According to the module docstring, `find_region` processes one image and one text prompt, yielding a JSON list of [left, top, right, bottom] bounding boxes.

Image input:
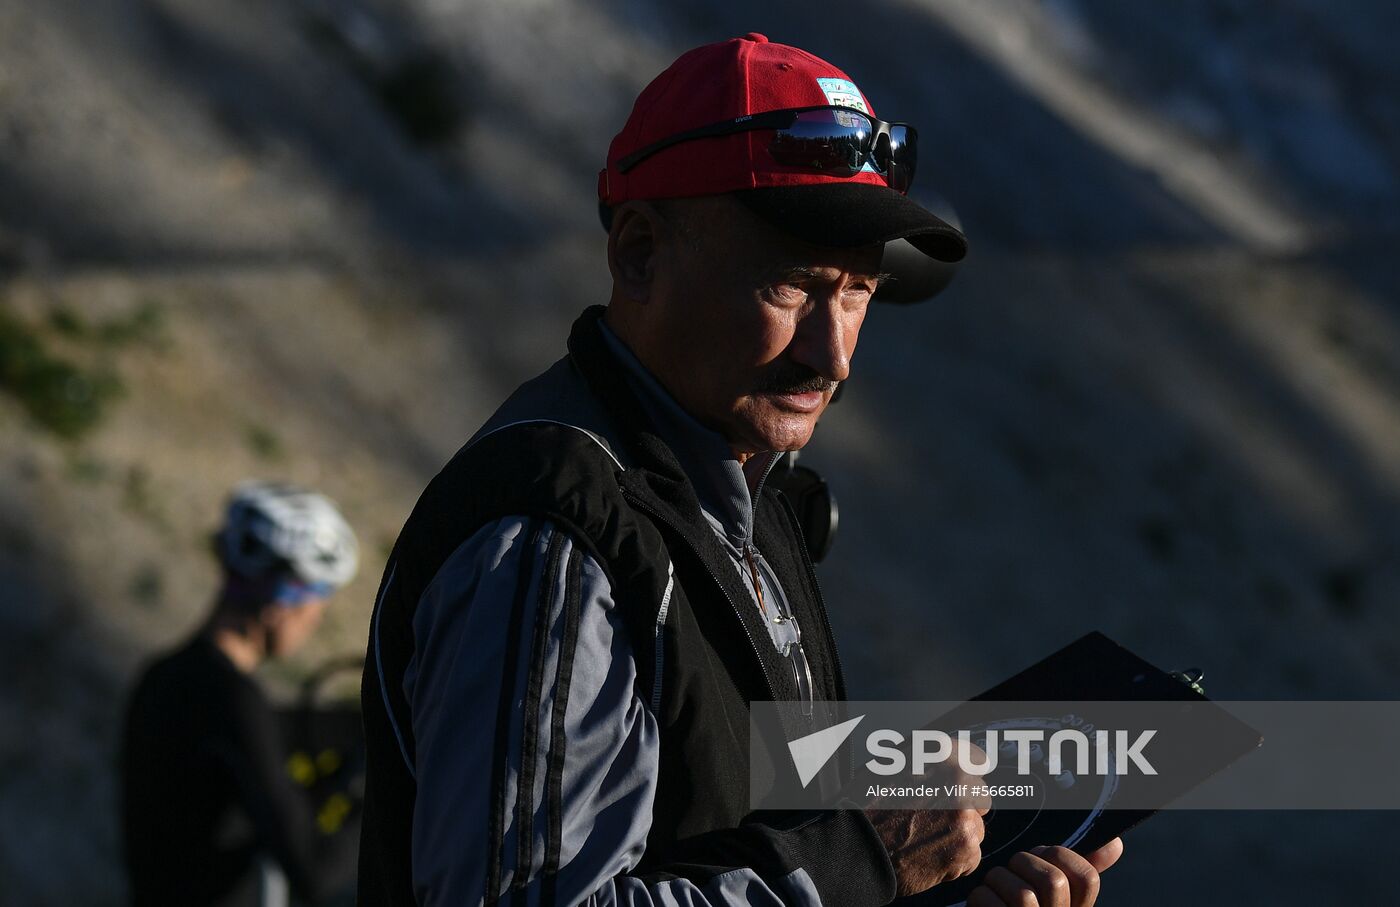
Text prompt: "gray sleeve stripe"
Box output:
[[603, 866, 822, 906], [408, 522, 670, 904], [485, 519, 541, 907], [469, 419, 626, 470], [514, 529, 567, 897], [371, 562, 415, 779], [541, 543, 585, 903], [651, 561, 675, 713]]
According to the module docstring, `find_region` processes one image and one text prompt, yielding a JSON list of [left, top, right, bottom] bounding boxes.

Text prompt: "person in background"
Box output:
[[121, 481, 362, 907]]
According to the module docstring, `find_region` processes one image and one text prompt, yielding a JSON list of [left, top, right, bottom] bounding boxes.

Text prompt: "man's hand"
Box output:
[[862, 739, 992, 897], [863, 805, 988, 897], [966, 838, 1124, 907]]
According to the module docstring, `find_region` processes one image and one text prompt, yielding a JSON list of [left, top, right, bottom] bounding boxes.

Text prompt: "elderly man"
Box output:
[[359, 34, 1121, 907]]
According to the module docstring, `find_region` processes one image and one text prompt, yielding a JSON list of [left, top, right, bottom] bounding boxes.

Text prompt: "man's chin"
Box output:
[[740, 405, 822, 454]]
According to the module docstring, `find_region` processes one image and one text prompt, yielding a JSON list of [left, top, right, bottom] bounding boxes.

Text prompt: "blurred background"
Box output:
[[2, 0, 1398, 903]]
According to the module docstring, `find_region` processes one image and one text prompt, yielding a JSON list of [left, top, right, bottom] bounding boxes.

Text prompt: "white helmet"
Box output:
[[217, 481, 359, 589]]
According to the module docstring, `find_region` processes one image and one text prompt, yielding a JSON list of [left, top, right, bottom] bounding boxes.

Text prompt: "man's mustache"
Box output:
[[754, 363, 837, 396]]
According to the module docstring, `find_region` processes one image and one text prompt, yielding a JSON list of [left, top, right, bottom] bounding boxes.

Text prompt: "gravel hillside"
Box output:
[[2, 1, 1398, 903]]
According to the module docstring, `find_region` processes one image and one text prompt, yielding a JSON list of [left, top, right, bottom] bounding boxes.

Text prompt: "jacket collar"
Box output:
[[567, 307, 687, 478], [566, 304, 785, 545], [567, 305, 808, 703], [593, 318, 777, 547]]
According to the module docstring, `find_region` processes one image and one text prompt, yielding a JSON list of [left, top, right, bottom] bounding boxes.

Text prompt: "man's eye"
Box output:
[[770, 282, 807, 302]]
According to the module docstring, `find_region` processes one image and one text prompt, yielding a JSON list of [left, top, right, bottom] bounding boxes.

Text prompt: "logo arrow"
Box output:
[[788, 715, 865, 788]]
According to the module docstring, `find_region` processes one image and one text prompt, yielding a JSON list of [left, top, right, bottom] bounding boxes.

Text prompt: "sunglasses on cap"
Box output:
[[616, 105, 918, 194]]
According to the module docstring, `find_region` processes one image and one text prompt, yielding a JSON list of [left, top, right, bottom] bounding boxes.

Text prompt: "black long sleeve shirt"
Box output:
[[120, 635, 359, 906]]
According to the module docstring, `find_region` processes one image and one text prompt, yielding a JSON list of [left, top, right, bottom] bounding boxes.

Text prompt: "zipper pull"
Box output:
[[743, 543, 770, 621]]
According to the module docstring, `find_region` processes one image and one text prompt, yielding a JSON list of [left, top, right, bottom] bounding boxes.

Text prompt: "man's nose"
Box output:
[[788, 299, 852, 383]]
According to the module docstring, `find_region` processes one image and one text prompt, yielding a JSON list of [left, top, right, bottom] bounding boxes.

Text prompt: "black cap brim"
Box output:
[[732, 183, 967, 263]]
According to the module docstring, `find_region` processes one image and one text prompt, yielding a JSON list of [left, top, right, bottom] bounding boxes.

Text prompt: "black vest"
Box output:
[[358, 307, 894, 905]]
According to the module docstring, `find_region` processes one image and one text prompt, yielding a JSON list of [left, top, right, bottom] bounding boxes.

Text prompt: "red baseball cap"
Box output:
[[598, 33, 966, 262]]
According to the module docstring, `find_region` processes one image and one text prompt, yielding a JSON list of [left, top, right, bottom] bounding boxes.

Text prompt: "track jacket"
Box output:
[[358, 306, 896, 907]]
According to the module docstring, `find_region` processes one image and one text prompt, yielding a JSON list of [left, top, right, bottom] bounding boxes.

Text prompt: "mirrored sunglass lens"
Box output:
[[766, 109, 873, 176], [873, 132, 892, 173], [888, 125, 916, 192]]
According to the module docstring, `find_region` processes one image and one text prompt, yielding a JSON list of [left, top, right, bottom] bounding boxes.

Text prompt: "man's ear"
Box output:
[[607, 201, 663, 303]]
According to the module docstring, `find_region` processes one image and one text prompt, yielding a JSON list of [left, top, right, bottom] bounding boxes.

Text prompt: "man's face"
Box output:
[[263, 597, 329, 658], [620, 196, 883, 458]]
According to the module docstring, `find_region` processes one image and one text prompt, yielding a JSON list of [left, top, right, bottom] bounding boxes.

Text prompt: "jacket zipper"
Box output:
[[774, 492, 848, 702], [744, 540, 815, 717], [620, 487, 779, 703], [749, 454, 817, 717]]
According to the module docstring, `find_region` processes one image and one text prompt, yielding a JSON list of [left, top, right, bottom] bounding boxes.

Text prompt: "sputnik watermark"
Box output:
[[787, 717, 1156, 784], [787, 718, 1155, 805], [752, 700, 1279, 811], [863, 728, 1157, 779]]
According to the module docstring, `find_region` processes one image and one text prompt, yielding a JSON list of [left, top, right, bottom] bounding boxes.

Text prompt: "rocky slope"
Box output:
[[2, 0, 1398, 902]]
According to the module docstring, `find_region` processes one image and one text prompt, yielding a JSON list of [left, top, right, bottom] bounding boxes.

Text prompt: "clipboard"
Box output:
[[903, 631, 1263, 906]]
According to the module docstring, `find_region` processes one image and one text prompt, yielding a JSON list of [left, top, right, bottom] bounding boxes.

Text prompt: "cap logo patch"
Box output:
[[815, 77, 868, 113]]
